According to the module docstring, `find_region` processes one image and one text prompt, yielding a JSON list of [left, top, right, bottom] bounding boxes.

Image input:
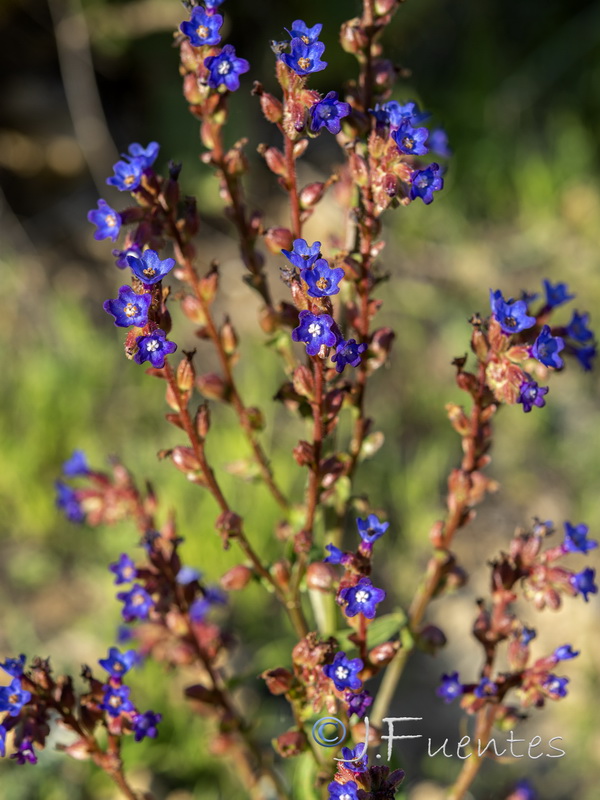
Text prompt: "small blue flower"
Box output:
[[344, 689, 372, 718], [280, 38, 327, 75], [134, 329, 177, 369], [520, 627, 536, 645], [106, 158, 145, 192], [327, 781, 359, 800], [436, 672, 462, 703], [99, 647, 138, 677], [371, 100, 430, 129], [566, 311, 593, 343], [310, 92, 351, 134], [489, 289, 536, 335], [176, 566, 202, 585], [0, 655, 26, 678], [103, 286, 152, 328], [562, 522, 598, 555], [11, 739, 37, 765], [392, 120, 429, 156], [205, 45, 250, 91], [117, 584, 154, 621], [339, 577, 386, 619], [571, 567, 598, 602], [117, 625, 135, 643], [554, 644, 579, 661], [125, 142, 160, 170], [281, 238, 321, 269], [531, 325, 565, 369], [189, 587, 227, 622], [301, 259, 345, 297], [291, 310, 337, 356], [205, 0, 225, 8], [323, 652, 363, 691], [110, 553, 137, 585], [543, 675, 569, 698], [132, 710, 162, 742], [517, 380, 549, 413], [474, 677, 497, 698], [62, 450, 89, 477], [331, 339, 367, 374], [340, 743, 368, 772], [511, 779, 537, 800], [409, 163, 443, 204], [113, 244, 143, 269], [543, 279, 574, 309], [180, 8, 223, 46], [356, 514, 389, 545], [127, 249, 175, 286], [87, 199, 121, 241], [55, 481, 85, 523], [573, 345, 596, 372], [100, 684, 136, 717], [286, 20, 323, 44], [0, 725, 6, 758], [324, 544, 346, 564], [0, 678, 31, 716], [429, 128, 452, 158]]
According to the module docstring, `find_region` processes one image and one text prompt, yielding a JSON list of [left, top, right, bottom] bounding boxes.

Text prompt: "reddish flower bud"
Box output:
[[369, 640, 400, 665], [261, 667, 294, 695], [306, 562, 338, 592], [258, 145, 287, 178], [196, 372, 230, 402], [340, 18, 369, 54], [177, 357, 195, 392], [264, 226, 294, 254], [171, 446, 201, 473], [292, 365, 314, 399], [220, 564, 253, 591], [220, 318, 238, 355], [299, 182, 326, 209], [181, 295, 207, 324], [273, 729, 307, 758], [260, 92, 283, 123], [271, 560, 291, 589], [194, 403, 211, 438]]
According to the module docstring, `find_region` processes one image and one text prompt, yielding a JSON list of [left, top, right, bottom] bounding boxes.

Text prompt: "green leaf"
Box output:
[[335, 611, 407, 651], [293, 752, 320, 800]]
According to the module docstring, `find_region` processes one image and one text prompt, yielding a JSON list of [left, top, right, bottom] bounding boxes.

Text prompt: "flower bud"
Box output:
[[375, 0, 400, 13], [261, 667, 294, 695], [195, 403, 211, 438], [181, 295, 207, 324], [196, 372, 229, 402], [340, 18, 369, 54], [177, 357, 195, 392], [369, 641, 400, 666], [429, 520, 446, 548], [271, 559, 291, 589], [273, 729, 307, 758], [260, 92, 283, 123], [264, 226, 294, 254], [293, 440, 315, 467], [171, 446, 201, 473], [258, 145, 287, 178], [220, 564, 253, 591], [292, 365, 314, 399], [299, 182, 326, 209], [306, 562, 337, 591], [418, 624, 447, 654], [220, 318, 238, 355], [199, 265, 219, 303], [373, 59, 396, 92]]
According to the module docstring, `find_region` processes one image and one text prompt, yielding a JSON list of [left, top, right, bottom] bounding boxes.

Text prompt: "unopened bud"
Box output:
[[177, 357, 195, 392], [220, 564, 253, 591], [264, 226, 294, 255], [244, 406, 265, 431], [306, 562, 337, 591], [195, 403, 211, 438], [373, 59, 396, 92], [181, 295, 207, 324], [292, 365, 314, 399], [299, 182, 326, 209], [260, 92, 283, 123], [271, 560, 291, 589], [429, 520, 446, 548], [369, 641, 400, 666], [220, 318, 238, 355], [171, 446, 201, 473], [261, 668, 294, 695], [375, 0, 400, 14], [196, 373, 229, 402], [340, 18, 369, 54], [418, 624, 447, 654], [199, 265, 219, 303], [273, 730, 307, 758], [258, 145, 287, 178]]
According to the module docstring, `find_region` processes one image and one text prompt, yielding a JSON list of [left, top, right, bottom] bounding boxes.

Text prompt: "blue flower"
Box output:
[[566, 311, 593, 343], [205, 0, 225, 8], [511, 779, 537, 800], [571, 567, 598, 601], [281, 238, 321, 269], [554, 644, 579, 661], [113, 244, 143, 269], [543, 279, 574, 309], [103, 286, 152, 328], [562, 521, 598, 555], [133, 329, 177, 369], [100, 684, 136, 717], [99, 647, 138, 677], [62, 450, 90, 477], [310, 92, 350, 134], [127, 249, 175, 286], [517, 380, 548, 413], [356, 514, 389, 545], [409, 163, 443, 204], [531, 325, 565, 369], [327, 781, 359, 800], [392, 120, 429, 156], [205, 45, 250, 91], [340, 743, 368, 772], [474, 677, 497, 698], [11, 739, 37, 765], [132, 710, 162, 742], [323, 652, 363, 691], [340, 577, 386, 619], [543, 675, 569, 698], [429, 128, 452, 158], [176, 566, 202, 585], [110, 553, 137, 585], [323, 544, 348, 564], [291, 310, 337, 356], [0, 655, 25, 678], [520, 627, 536, 645], [489, 289, 536, 335], [180, 7, 222, 46], [280, 38, 327, 75], [55, 481, 85, 523], [286, 20, 323, 44], [189, 587, 227, 622], [117, 584, 154, 621], [125, 142, 160, 170], [106, 158, 145, 192], [0, 725, 6, 758], [344, 689, 372, 718], [331, 339, 367, 374], [436, 672, 462, 703], [371, 100, 429, 129], [301, 259, 344, 297], [87, 200, 121, 241], [0, 678, 31, 716], [573, 345, 596, 371]]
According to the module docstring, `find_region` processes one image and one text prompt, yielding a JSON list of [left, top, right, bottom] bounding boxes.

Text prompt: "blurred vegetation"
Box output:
[[1, 0, 600, 798]]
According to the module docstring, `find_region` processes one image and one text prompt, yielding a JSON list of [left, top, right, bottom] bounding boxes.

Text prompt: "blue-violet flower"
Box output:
[[280, 38, 327, 75], [531, 325, 565, 369], [127, 249, 175, 286], [205, 45, 250, 91], [409, 163, 443, 204], [291, 310, 337, 356], [517, 380, 548, 413], [339, 577, 386, 619], [301, 259, 344, 297], [323, 652, 363, 691], [392, 120, 429, 156], [103, 286, 152, 328], [87, 199, 121, 241], [281, 238, 321, 269], [134, 330, 177, 369], [310, 92, 351, 134], [180, 7, 222, 46], [331, 339, 367, 373]]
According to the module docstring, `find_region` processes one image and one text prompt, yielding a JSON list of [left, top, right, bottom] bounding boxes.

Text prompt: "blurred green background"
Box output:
[[1, 0, 600, 798]]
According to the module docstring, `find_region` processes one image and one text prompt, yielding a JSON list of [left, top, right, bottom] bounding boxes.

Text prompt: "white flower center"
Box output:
[[355, 589, 370, 603], [146, 340, 160, 352], [307, 322, 322, 336], [124, 303, 139, 318], [218, 60, 231, 75], [335, 666, 349, 680], [197, 25, 209, 38]]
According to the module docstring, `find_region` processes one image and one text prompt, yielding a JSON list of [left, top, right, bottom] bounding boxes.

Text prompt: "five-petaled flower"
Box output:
[[562, 522, 598, 555], [110, 553, 137, 584], [310, 91, 351, 134], [409, 163, 443, 204], [117, 583, 154, 621], [566, 311, 593, 343], [301, 259, 344, 297], [134, 329, 177, 368], [132, 710, 162, 742], [0, 678, 31, 716], [281, 238, 321, 269], [543, 675, 569, 699], [489, 289, 536, 335], [436, 672, 463, 703], [280, 38, 327, 75], [180, 7, 223, 46], [474, 677, 497, 698], [99, 647, 138, 677], [339, 577, 386, 619], [100, 684, 136, 717], [103, 286, 152, 328], [327, 780, 359, 800], [340, 743, 368, 772], [331, 339, 367, 373], [124, 142, 160, 169], [323, 652, 363, 691], [0, 655, 26, 678], [392, 119, 429, 156], [127, 249, 175, 286], [542, 279, 574, 309], [286, 20, 323, 44], [554, 644, 579, 661], [205, 45, 250, 91], [345, 689, 372, 718], [291, 310, 337, 356], [106, 158, 144, 192], [356, 514, 389, 545], [517, 380, 548, 413], [531, 325, 565, 369], [571, 567, 598, 602], [574, 345, 596, 371], [87, 199, 121, 241], [371, 100, 430, 129], [55, 481, 85, 523]]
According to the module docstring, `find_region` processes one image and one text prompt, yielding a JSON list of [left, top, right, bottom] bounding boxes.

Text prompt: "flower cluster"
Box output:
[[279, 20, 327, 76]]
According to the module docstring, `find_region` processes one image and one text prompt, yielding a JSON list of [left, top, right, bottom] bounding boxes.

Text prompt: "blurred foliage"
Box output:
[[1, 0, 600, 798]]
